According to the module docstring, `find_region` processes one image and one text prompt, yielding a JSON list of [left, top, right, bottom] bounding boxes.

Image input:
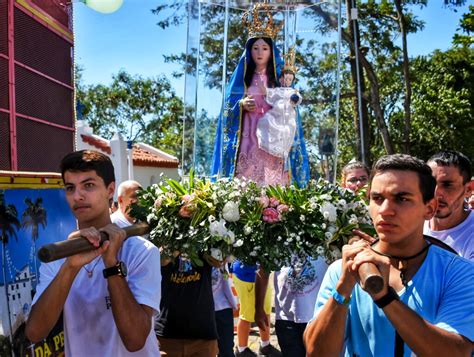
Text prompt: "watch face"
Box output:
[[119, 261, 128, 277]]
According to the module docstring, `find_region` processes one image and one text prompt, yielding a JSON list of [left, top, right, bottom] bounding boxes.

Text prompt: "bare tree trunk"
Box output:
[[345, 0, 371, 164], [312, 5, 395, 155], [394, 0, 412, 154]]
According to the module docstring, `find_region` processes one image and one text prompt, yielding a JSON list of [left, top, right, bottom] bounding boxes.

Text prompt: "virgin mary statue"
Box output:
[[211, 4, 309, 187]]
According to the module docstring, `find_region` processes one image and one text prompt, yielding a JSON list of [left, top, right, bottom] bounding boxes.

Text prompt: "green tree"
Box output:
[[21, 197, 47, 284], [408, 46, 474, 159], [76, 70, 185, 157], [0, 191, 20, 342]]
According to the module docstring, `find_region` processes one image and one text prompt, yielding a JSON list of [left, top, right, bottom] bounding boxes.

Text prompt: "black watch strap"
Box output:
[[374, 286, 399, 308], [102, 261, 127, 279]]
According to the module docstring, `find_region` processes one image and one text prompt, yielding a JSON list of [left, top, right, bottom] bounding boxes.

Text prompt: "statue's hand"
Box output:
[[242, 95, 256, 112]]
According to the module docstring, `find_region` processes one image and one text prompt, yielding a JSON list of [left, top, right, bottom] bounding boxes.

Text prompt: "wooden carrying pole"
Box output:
[[38, 222, 151, 263], [358, 262, 384, 294]]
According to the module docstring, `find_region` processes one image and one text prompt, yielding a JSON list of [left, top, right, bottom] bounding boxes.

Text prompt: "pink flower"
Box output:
[[154, 198, 162, 208], [181, 194, 194, 204], [277, 204, 289, 214], [259, 195, 270, 208], [179, 204, 194, 218], [262, 207, 280, 223], [269, 197, 280, 207]]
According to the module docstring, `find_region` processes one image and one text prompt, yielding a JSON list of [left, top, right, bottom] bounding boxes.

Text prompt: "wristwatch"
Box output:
[[374, 286, 399, 308], [103, 261, 128, 279]]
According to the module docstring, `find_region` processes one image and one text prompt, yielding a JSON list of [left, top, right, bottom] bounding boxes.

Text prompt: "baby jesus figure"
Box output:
[[256, 70, 302, 159]]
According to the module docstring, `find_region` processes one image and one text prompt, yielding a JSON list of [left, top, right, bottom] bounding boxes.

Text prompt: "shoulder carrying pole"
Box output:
[[38, 222, 151, 263]]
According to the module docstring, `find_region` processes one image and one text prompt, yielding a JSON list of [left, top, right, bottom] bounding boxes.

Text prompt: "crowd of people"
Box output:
[[21, 6, 474, 356], [22, 148, 473, 357]]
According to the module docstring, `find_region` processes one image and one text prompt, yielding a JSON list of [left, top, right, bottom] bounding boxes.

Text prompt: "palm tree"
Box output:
[[0, 191, 20, 341], [21, 198, 47, 285]]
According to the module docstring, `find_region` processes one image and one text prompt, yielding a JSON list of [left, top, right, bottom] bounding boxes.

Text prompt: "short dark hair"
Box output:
[[371, 154, 436, 203], [60, 150, 115, 187], [427, 150, 472, 184]]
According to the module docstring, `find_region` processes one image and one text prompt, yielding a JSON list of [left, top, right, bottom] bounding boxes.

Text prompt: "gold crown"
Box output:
[[282, 47, 298, 74], [242, 3, 282, 40]]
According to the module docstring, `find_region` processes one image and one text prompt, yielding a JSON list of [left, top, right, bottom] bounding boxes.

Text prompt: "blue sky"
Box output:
[[74, 0, 470, 92]]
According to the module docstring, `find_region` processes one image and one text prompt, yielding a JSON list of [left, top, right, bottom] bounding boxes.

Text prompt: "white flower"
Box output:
[[316, 246, 325, 255], [320, 202, 337, 223], [325, 232, 333, 239], [244, 226, 252, 235], [349, 217, 358, 225], [210, 248, 223, 261], [208, 215, 216, 223], [300, 215, 306, 222], [222, 201, 240, 222], [249, 251, 258, 257], [233, 239, 244, 247], [209, 219, 229, 237], [321, 223, 327, 229], [328, 225, 337, 234]]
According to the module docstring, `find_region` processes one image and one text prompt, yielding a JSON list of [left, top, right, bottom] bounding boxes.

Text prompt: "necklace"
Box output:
[[83, 257, 102, 278], [370, 242, 431, 286]]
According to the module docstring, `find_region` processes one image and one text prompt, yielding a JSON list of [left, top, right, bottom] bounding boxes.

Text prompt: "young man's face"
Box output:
[[428, 163, 469, 220], [369, 170, 436, 245], [64, 170, 114, 226]]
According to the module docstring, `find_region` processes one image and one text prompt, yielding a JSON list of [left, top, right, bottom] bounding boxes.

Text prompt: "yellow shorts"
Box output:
[[232, 275, 272, 322]]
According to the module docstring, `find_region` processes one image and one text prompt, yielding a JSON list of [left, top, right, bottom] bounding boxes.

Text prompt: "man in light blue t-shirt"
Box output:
[[304, 154, 474, 356]]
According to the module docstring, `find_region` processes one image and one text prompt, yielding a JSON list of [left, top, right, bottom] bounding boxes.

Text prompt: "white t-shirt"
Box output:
[[424, 210, 474, 261], [274, 254, 328, 323], [33, 236, 161, 356], [111, 210, 132, 228]]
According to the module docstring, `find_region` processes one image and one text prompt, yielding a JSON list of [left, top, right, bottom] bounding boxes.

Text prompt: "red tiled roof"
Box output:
[[133, 145, 179, 168], [80, 134, 111, 154], [79, 134, 179, 168]]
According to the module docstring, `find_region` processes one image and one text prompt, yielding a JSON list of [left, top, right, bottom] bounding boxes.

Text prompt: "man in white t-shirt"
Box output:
[[424, 151, 473, 260], [111, 180, 142, 228], [25, 150, 161, 356]]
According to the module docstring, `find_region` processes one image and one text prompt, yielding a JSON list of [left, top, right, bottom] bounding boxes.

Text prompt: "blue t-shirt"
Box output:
[[232, 260, 258, 283], [313, 245, 474, 357]]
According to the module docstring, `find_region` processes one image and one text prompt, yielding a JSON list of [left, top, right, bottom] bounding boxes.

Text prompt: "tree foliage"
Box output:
[[76, 69, 186, 158]]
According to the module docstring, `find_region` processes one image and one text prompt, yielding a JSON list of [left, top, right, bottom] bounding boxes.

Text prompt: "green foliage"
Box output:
[[76, 69, 186, 159], [453, 5, 474, 47], [409, 46, 474, 159]]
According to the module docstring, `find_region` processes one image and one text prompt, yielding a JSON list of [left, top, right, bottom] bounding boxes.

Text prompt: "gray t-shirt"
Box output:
[[273, 254, 328, 323]]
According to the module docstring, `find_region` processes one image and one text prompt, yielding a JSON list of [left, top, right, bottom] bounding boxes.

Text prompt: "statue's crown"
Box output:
[[242, 3, 282, 40], [282, 47, 298, 74]]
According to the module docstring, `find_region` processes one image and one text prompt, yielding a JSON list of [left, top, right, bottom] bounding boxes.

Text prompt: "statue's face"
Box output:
[[280, 72, 294, 87], [251, 39, 271, 69]]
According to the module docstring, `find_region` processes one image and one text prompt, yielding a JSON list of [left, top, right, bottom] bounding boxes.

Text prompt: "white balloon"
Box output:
[[83, 0, 124, 14]]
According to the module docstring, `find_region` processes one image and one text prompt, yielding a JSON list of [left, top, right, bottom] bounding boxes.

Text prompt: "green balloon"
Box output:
[[83, 0, 124, 14]]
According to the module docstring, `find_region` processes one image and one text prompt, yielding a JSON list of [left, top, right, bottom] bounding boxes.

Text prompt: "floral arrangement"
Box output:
[[131, 173, 373, 271]]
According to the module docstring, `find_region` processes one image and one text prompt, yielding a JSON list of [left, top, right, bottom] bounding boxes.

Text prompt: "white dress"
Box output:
[[256, 87, 302, 159]]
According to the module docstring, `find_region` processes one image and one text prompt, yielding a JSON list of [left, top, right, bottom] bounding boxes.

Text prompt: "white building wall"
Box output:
[[134, 166, 179, 188]]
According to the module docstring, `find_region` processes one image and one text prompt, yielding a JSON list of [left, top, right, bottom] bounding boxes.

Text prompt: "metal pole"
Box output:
[[191, 1, 202, 174], [333, 0, 342, 184], [218, 0, 230, 179], [351, 0, 366, 164]]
